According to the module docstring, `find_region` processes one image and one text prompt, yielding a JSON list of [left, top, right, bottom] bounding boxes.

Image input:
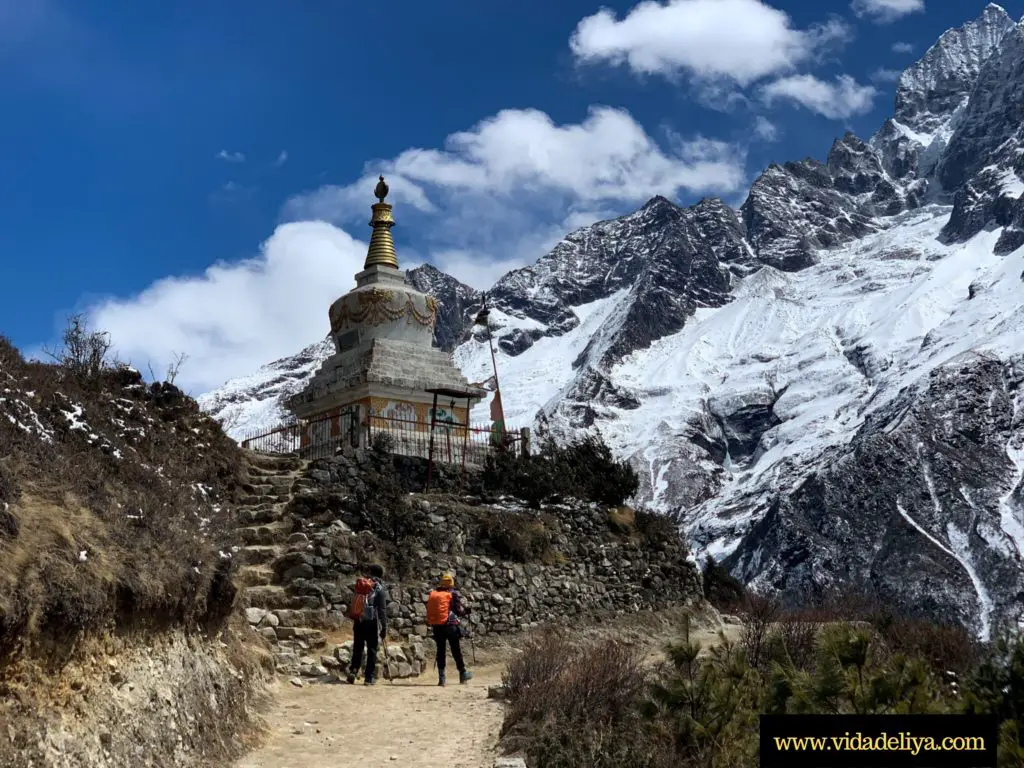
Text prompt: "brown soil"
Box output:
[[235, 664, 506, 768], [234, 607, 739, 768]]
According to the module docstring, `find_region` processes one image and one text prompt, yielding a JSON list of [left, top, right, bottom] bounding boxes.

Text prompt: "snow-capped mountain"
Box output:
[[201, 5, 1024, 634]]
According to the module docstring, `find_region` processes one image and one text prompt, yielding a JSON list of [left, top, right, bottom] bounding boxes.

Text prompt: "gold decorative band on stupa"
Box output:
[[364, 175, 399, 270]]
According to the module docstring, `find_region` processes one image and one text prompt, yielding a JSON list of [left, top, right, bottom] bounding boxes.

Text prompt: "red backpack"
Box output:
[[346, 577, 377, 621]]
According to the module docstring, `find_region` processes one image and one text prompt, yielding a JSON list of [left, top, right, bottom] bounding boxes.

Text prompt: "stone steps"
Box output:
[[236, 523, 293, 546], [237, 493, 290, 506], [237, 544, 284, 565], [237, 506, 283, 525], [237, 565, 276, 587], [245, 585, 324, 611], [243, 452, 304, 472]]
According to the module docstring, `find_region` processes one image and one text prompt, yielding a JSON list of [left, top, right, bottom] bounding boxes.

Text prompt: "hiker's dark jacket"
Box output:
[[446, 589, 467, 626], [361, 579, 388, 636]]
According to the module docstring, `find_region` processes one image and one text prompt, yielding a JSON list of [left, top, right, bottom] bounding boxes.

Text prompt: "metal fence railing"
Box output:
[[240, 408, 359, 461], [364, 414, 524, 466], [240, 407, 526, 469]]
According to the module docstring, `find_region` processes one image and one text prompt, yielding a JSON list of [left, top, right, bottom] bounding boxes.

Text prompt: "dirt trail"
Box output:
[[236, 664, 506, 768]]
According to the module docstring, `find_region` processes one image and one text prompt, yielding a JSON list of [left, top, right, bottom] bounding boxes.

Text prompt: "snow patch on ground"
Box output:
[[946, 521, 994, 641], [1000, 440, 1024, 560]]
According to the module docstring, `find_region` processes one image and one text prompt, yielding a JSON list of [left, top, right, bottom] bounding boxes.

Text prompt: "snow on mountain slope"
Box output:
[[455, 292, 631, 427], [198, 4, 1024, 632], [196, 336, 334, 438]]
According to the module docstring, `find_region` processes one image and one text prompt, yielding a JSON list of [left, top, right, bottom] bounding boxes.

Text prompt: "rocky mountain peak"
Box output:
[[894, 3, 1014, 137], [405, 263, 481, 351]]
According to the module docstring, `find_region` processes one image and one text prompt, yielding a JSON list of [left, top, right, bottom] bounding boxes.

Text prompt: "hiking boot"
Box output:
[[364, 677, 376, 686], [345, 671, 357, 684], [438, 671, 446, 686], [459, 670, 474, 684]]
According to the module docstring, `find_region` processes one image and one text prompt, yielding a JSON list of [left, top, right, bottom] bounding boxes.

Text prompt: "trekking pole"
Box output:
[[467, 614, 477, 666], [381, 631, 394, 684]]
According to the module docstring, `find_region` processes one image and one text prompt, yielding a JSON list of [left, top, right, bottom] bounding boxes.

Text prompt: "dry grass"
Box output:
[[0, 335, 246, 665], [606, 505, 636, 534]]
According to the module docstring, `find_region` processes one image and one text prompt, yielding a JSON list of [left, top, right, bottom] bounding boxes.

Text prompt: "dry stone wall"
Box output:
[[277, 452, 702, 643]]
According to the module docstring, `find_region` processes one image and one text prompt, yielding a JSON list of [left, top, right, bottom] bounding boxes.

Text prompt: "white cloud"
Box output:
[[88, 222, 366, 393], [288, 107, 745, 217], [569, 0, 850, 86], [761, 74, 877, 119], [870, 67, 903, 83], [753, 116, 779, 141], [274, 150, 289, 168], [852, 0, 924, 23], [87, 105, 746, 394], [891, 41, 914, 53], [216, 150, 245, 163]]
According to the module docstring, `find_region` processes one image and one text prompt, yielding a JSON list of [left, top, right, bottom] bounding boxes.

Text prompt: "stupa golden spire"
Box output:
[[364, 175, 399, 270]]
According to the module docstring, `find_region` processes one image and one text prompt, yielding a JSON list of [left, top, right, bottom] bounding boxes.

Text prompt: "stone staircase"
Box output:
[[233, 451, 428, 682], [233, 452, 339, 678]]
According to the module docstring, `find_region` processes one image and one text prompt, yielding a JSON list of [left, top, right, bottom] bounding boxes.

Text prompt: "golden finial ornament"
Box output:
[[364, 174, 399, 270]]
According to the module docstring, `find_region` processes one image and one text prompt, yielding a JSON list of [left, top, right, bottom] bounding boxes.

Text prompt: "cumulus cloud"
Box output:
[[760, 74, 877, 119], [88, 222, 366, 393], [891, 41, 914, 53], [288, 108, 744, 217], [274, 150, 289, 168], [570, 0, 850, 86], [216, 149, 245, 163], [851, 0, 924, 23]]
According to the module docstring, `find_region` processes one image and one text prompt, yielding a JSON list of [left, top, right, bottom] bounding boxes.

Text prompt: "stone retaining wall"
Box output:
[[277, 452, 702, 642]]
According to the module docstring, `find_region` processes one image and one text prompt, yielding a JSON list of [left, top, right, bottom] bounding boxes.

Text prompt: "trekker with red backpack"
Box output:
[[345, 564, 388, 685], [426, 573, 473, 686]]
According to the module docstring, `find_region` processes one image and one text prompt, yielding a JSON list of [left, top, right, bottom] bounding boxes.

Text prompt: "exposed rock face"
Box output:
[[725, 354, 1024, 637], [203, 5, 1024, 635], [405, 263, 481, 351], [2, 633, 266, 768], [938, 16, 1024, 242], [895, 4, 1015, 138]]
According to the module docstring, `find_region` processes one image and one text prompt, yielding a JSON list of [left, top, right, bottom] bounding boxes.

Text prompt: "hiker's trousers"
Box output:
[[350, 619, 380, 680], [431, 624, 466, 673]]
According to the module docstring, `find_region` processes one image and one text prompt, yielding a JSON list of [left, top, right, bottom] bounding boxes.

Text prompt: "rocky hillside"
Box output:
[[200, 5, 1024, 637], [0, 334, 265, 767]]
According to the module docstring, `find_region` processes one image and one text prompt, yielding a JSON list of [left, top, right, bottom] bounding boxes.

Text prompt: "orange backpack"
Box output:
[[346, 577, 377, 621], [426, 589, 453, 626]]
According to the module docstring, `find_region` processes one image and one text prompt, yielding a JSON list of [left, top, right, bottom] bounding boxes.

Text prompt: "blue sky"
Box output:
[[2, 0, 1020, 392]]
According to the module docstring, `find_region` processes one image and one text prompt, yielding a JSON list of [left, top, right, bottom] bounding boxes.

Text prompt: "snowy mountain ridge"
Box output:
[[200, 5, 1024, 635]]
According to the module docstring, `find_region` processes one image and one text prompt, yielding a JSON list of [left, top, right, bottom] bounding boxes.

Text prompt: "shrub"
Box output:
[[501, 630, 660, 768], [560, 434, 639, 506], [962, 634, 1024, 765], [500, 613, 1022, 768], [644, 634, 761, 768], [482, 432, 639, 508], [474, 510, 554, 563], [701, 555, 746, 610]]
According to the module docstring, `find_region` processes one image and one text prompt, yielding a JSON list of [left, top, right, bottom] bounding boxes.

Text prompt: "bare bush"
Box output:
[[739, 591, 781, 671], [501, 630, 658, 768], [43, 314, 111, 380], [165, 351, 188, 386]]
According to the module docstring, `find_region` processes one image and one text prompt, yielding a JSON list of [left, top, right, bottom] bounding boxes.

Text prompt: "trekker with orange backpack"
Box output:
[[345, 564, 388, 685], [426, 573, 473, 686]]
